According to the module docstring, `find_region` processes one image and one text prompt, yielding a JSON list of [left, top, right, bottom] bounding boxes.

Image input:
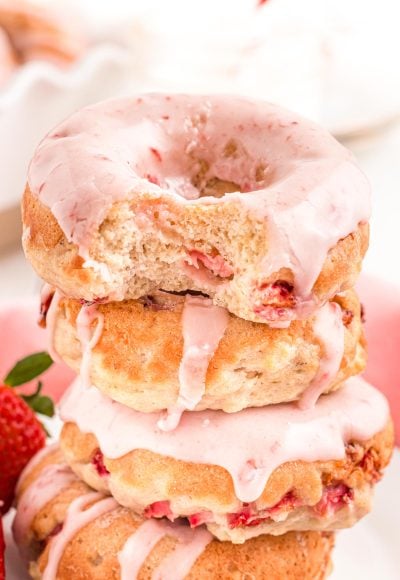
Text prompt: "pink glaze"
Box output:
[[13, 463, 78, 559], [118, 519, 170, 580], [118, 518, 211, 580], [60, 375, 389, 504], [42, 286, 63, 364], [158, 295, 229, 431], [299, 301, 344, 409], [76, 303, 104, 388], [15, 443, 59, 496], [152, 525, 211, 580], [42, 492, 117, 580], [28, 94, 370, 310]]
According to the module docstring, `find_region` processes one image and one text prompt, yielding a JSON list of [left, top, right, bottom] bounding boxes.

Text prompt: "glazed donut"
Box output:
[[49, 289, 365, 417], [59, 376, 393, 543], [22, 94, 370, 324], [0, 0, 85, 68], [13, 447, 334, 580]]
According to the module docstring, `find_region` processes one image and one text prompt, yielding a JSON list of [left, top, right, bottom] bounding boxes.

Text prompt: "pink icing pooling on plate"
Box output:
[[13, 463, 78, 560], [42, 492, 117, 580], [60, 376, 389, 504], [118, 518, 211, 580], [28, 94, 370, 303], [76, 303, 104, 388], [298, 301, 345, 409], [158, 295, 229, 431]]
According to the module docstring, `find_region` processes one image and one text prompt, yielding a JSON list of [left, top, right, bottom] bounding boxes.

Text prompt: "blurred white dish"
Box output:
[[0, 2, 145, 248], [78, 0, 400, 137], [3, 418, 400, 579], [0, 42, 130, 218]]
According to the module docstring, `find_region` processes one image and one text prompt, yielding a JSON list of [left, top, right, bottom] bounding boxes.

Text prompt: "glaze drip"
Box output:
[[158, 295, 229, 431], [15, 443, 59, 496], [12, 463, 78, 560], [299, 301, 345, 409], [152, 525, 211, 580], [40, 285, 63, 363], [42, 492, 117, 580], [118, 519, 168, 580], [60, 376, 389, 504], [118, 518, 212, 580], [76, 303, 104, 388]]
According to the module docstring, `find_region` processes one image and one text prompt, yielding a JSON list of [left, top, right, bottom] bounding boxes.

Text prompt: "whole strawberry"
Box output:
[[0, 514, 4, 580], [0, 352, 54, 514]]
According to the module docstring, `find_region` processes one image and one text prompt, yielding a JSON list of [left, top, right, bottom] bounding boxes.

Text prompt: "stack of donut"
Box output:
[[15, 94, 393, 579]]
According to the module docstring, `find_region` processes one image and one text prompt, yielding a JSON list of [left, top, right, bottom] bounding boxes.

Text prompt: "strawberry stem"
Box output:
[[21, 381, 55, 418]]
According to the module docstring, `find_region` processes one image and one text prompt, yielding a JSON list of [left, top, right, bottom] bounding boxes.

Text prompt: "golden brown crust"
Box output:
[[59, 420, 394, 541], [22, 185, 369, 323], [52, 289, 366, 412], [16, 452, 334, 580]]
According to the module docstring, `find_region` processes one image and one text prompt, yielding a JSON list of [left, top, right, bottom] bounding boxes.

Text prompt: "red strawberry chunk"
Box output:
[[150, 148, 162, 163], [258, 280, 295, 305], [187, 250, 233, 279], [144, 501, 172, 519], [91, 449, 110, 477], [0, 516, 5, 580], [188, 511, 213, 527], [314, 484, 354, 516], [48, 522, 63, 539], [228, 492, 299, 529], [146, 174, 160, 186]]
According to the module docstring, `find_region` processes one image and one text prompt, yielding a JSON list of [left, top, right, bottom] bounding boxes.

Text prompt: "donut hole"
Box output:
[[136, 114, 277, 200], [198, 177, 240, 198]]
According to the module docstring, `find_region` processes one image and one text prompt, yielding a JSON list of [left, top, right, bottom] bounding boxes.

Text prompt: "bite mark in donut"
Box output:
[[24, 94, 371, 324]]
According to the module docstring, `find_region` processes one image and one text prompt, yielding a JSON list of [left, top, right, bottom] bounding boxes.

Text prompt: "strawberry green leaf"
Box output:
[[26, 395, 55, 418], [4, 352, 53, 387], [22, 381, 55, 418]]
